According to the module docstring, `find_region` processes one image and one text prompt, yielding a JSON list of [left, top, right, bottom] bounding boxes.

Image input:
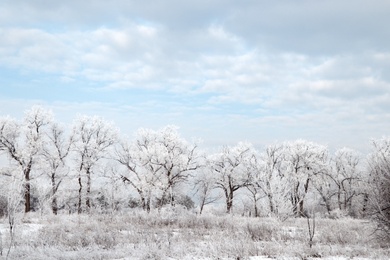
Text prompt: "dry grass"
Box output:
[[0, 210, 389, 259]]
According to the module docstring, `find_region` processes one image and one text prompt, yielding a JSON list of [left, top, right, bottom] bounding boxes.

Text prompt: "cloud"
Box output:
[[3, 0, 389, 56], [1, 0, 390, 153], [226, 0, 390, 54], [291, 78, 389, 100], [1, 23, 388, 115]]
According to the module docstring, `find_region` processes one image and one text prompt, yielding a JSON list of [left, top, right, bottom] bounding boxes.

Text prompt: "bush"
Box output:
[[245, 222, 277, 241], [154, 193, 195, 210]]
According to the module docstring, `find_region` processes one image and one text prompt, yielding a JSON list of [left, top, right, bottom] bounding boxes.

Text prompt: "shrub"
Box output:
[[245, 222, 277, 241]]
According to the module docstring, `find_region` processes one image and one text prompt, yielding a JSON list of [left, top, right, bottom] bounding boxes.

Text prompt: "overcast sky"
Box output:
[[1, 0, 389, 153]]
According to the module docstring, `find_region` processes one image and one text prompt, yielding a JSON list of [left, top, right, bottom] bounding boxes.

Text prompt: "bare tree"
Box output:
[[0, 168, 23, 259], [311, 169, 334, 214], [98, 164, 128, 214], [310, 148, 364, 216], [0, 106, 52, 212], [242, 149, 266, 217], [330, 148, 362, 213], [367, 137, 390, 241], [306, 210, 316, 248], [250, 143, 287, 216], [42, 122, 74, 214], [193, 158, 221, 215], [72, 115, 118, 213], [283, 140, 329, 217], [245, 183, 264, 218], [116, 126, 200, 211], [152, 126, 200, 207], [211, 142, 255, 214], [115, 132, 162, 212]]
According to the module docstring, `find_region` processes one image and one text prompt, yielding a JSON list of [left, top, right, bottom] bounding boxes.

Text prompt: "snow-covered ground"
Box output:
[[0, 212, 388, 259]]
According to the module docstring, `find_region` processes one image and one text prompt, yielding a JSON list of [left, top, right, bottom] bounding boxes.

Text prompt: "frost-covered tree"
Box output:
[[283, 140, 329, 217], [42, 122, 74, 214], [0, 106, 52, 212], [72, 115, 118, 213], [116, 126, 199, 211], [241, 148, 265, 217], [330, 148, 362, 213], [367, 137, 390, 241], [251, 143, 287, 216], [193, 157, 221, 215], [211, 142, 255, 214], [310, 148, 363, 216], [97, 164, 128, 213], [311, 166, 333, 214], [115, 130, 163, 212], [151, 126, 200, 207], [0, 168, 23, 258]]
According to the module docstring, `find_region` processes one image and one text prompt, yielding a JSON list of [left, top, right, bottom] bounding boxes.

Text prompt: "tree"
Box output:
[[330, 148, 362, 213], [283, 140, 328, 217], [98, 164, 128, 214], [115, 130, 162, 212], [151, 126, 200, 207], [311, 167, 334, 214], [0, 106, 52, 212], [310, 148, 364, 216], [242, 148, 264, 217], [42, 122, 74, 214], [211, 142, 255, 214], [116, 126, 200, 211], [0, 168, 23, 258], [367, 137, 390, 241], [251, 143, 287, 216], [193, 157, 221, 215], [72, 115, 118, 213]]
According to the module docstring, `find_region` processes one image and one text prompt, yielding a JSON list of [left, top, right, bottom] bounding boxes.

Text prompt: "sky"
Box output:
[[0, 0, 389, 154]]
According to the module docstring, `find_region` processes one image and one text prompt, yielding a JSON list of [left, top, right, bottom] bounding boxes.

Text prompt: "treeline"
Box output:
[[0, 106, 389, 228]]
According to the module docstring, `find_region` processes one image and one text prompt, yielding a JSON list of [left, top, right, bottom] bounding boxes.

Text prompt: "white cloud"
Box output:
[[1, 0, 390, 153]]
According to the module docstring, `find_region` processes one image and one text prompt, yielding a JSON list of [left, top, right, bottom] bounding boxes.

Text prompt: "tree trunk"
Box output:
[[291, 183, 300, 217], [199, 195, 206, 215], [265, 181, 275, 214], [158, 188, 169, 209], [140, 195, 146, 211], [347, 195, 353, 212], [320, 193, 331, 214], [24, 168, 31, 213], [291, 197, 298, 216], [78, 172, 83, 214], [299, 178, 311, 217], [226, 190, 233, 214], [86, 168, 91, 210], [362, 193, 369, 217], [299, 200, 305, 217], [325, 200, 331, 214], [253, 196, 259, 218], [170, 193, 175, 207], [169, 184, 175, 207], [199, 201, 205, 215], [337, 188, 342, 210], [51, 172, 58, 215], [146, 196, 151, 213], [52, 197, 58, 215]]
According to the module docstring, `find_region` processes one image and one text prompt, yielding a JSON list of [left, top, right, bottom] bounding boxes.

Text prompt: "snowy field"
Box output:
[[0, 210, 388, 260]]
